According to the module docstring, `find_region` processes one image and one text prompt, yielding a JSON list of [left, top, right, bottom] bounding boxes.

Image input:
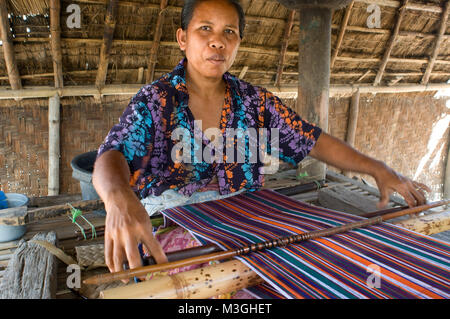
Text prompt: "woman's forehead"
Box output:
[[190, 0, 239, 25]]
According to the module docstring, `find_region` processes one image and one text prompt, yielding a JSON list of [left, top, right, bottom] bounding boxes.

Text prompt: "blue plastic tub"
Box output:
[[0, 193, 29, 243]]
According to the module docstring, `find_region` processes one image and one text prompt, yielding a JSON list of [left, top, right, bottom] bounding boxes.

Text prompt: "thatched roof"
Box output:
[[1, 0, 449, 91]]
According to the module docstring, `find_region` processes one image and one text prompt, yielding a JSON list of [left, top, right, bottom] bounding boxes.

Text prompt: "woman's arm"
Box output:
[[93, 150, 167, 281], [308, 132, 431, 208]]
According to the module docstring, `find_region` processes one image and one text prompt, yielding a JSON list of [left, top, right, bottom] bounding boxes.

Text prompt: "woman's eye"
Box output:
[[201, 26, 210, 31], [225, 29, 235, 34]]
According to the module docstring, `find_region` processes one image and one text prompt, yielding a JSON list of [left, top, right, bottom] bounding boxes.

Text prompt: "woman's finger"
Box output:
[[104, 236, 114, 273]]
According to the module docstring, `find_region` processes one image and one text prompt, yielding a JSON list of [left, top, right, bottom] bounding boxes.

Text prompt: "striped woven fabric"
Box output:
[[160, 189, 450, 299]]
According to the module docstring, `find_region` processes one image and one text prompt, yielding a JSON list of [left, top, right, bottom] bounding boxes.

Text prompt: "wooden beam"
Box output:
[[0, 0, 22, 90], [146, 0, 168, 84], [444, 140, 450, 201], [48, 94, 60, 196], [393, 210, 450, 235], [421, 0, 450, 85], [343, 89, 360, 177], [274, 9, 295, 87], [95, 0, 119, 89], [373, 0, 409, 86], [11, 36, 450, 67], [2, 82, 450, 101], [50, 0, 64, 89], [331, 1, 354, 69], [238, 65, 248, 79]]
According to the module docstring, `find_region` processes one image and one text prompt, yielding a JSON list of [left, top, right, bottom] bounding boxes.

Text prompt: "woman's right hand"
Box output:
[[103, 188, 168, 282]]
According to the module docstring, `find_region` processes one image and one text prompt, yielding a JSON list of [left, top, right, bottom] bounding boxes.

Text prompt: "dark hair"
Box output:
[[181, 0, 245, 39]]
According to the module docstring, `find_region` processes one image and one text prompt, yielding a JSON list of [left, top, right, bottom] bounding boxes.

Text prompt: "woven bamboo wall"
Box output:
[[0, 92, 449, 200]]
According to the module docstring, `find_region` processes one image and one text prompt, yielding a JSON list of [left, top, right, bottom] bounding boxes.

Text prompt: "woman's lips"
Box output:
[[207, 54, 225, 65]]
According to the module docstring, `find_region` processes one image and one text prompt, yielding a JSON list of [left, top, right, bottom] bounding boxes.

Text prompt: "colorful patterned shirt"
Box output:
[[97, 58, 322, 199]]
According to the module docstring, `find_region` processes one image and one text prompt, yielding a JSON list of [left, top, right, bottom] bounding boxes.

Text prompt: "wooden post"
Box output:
[[444, 139, 450, 200], [99, 259, 264, 299], [343, 89, 360, 177], [50, 0, 64, 89], [0, 0, 22, 90], [296, 7, 332, 182], [274, 9, 295, 87], [146, 0, 168, 84], [330, 1, 354, 69], [373, 0, 409, 86], [420, 0, 450, 85], [95, 0, 119, 89], [48, 94, 60, 196]]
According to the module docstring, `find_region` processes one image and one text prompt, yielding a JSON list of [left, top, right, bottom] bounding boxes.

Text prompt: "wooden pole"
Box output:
[[274, 9, 295, 87], [95, 0, 119, 89], [296, 7, 332, 183], [100, 259, 264, 299], [373, 0, 409, 86], [330, 1, 354, 69], [50, 0, 64, 89], [0, 0, 22, 90], [420, 0, 450, 85], [48, 94, 60, 196], [444, 139, 450, 201], [83, 199, 449, 285], [343, 89, 360, 177], [145, 0, 168, 84]]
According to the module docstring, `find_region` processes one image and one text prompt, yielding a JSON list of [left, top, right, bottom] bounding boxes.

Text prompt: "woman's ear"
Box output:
[[176, 28, 187, 51]]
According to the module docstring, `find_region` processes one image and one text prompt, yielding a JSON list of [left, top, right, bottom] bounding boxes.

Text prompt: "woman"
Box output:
[[93, 0, 430, 280]]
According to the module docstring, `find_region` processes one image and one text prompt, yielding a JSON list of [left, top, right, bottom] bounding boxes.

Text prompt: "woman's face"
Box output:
[[176, 0, 241, 79]]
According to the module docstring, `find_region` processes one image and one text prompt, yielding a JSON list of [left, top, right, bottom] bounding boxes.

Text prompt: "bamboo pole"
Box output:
[[3, 82, 450, 101], [373, 0, 409, 86], [0, 0, 22, 90], [50, 0, 64, 89], [145, 0, 168, 84], [83, 199, 449, 285], [48, 94, 60, 196], [343, 89, 360, 177], [420, 0, 450, 85], [95, 0, 119, 89], [100, 259, 264, 299], [274, 9, 295, 87]]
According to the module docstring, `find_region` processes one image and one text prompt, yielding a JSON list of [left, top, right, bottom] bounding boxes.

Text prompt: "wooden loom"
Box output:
[[82, 199, 449, 299]]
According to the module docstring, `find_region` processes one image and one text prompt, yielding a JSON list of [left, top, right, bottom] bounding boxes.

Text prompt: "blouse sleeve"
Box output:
[[262, 89, 322, 165], [97, 86, 155, 174]]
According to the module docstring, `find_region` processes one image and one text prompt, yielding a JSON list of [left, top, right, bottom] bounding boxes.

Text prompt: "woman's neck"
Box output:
[[185, 63, 225, 99]]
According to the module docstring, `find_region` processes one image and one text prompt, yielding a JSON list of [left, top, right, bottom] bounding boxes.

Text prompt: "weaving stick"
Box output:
[[83, 199, 449, 285]]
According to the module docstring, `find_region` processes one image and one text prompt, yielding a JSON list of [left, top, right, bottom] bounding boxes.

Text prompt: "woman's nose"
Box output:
[[209, 35, 225, 49]]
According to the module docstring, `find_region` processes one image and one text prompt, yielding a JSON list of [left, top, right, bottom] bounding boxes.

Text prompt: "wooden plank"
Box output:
[[0, 206, 27, 226], [0, 232, 58, 299], [48, 94, 60, 195]]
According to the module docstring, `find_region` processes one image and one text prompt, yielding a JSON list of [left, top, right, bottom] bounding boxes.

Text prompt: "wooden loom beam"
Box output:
[[420, 0, 450, 85], [145, 0, 168, 84], [373, 0, 409, 86], [0, 0, 22, 90]]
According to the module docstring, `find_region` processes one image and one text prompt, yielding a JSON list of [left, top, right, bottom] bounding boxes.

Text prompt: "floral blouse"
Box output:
[[97, 58, 322, 199]]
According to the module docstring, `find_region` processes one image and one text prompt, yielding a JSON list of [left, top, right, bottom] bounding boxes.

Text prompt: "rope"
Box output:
[[67, 203, 97, 240]]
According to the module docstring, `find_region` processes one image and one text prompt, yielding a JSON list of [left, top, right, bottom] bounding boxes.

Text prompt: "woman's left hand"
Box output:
[[373, 162, 431, 209]]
